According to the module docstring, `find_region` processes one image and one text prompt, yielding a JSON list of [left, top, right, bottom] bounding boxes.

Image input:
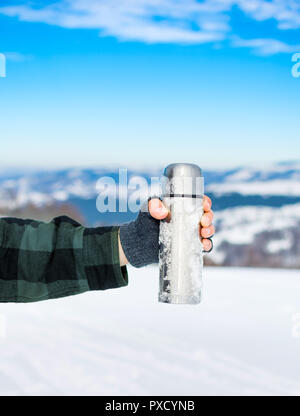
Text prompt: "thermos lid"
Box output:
[[163, 163, 203, 197], [164, 163, 202, 179]]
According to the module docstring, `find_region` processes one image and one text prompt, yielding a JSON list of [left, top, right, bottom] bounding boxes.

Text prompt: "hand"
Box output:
[[119, 196, 214, 267], [149, 196, 214, 252]]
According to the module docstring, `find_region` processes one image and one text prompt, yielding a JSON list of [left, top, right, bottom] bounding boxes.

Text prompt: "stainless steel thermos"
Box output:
[[159, 163, 204, 304]]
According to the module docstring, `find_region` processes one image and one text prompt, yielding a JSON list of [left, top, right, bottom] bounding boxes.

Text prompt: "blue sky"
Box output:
[[0, 0, 299, 170]]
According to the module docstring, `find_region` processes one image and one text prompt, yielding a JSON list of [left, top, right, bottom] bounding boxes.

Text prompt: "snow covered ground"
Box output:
[[1, 266, 300, 396]]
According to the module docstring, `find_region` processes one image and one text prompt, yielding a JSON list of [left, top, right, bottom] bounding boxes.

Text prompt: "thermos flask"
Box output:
[[159, 163, 204, 304]]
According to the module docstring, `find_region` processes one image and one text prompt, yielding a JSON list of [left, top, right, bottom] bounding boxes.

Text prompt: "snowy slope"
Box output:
[[206, 160, 300, 196], [1, 266, 300, 396], [210, 203, 300, 267]]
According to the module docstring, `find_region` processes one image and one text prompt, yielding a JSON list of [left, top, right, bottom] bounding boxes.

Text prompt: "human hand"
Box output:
[[149, 195, 214, 252], [119, 196, 214, 268]]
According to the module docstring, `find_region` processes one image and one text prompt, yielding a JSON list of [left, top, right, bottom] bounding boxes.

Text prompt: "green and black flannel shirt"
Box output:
[[0, 216, 128, 303]]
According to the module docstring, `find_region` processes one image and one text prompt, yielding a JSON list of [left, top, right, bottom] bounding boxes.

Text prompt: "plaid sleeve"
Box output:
[[0, 216, 128, 303]]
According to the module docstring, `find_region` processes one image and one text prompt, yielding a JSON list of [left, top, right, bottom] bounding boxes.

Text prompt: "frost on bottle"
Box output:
[[159, 163, 204, 304]]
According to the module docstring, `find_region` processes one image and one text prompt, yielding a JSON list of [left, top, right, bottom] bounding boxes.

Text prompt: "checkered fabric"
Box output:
[[0, 216, 128, 303]]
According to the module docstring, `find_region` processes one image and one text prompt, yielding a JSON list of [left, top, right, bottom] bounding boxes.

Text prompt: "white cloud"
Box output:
[[236, 0, 300, 30], [3, 52, 33, 62], [232, 36, 300, 55], [0, 0, 300, 53], [0, 0, 230, 44]]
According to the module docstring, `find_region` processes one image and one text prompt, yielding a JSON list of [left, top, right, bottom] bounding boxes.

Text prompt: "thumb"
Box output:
[[148, 198, 169, 220]]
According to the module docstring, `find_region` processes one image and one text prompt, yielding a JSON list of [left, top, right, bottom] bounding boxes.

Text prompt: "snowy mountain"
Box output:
[[1, 160, 300, 208], [206, 160, 300, 196], [210, 204, 300, 268], [0, 161, 300, 268]]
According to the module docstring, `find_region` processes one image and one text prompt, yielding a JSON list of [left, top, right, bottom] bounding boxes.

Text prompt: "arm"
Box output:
[[118, 232, 129, 267], [0, 216, 128, 303], [0, 197, 213, 303]]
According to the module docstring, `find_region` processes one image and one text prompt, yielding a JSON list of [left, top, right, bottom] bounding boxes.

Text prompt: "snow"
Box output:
[[1, 266, 300, 396], [204, 160, 300, 196], [52, 190, 69, 202], [207, 180, 300, 196], [267, 239, 292, 254], [225, 169, 255, 182], [213, 203, 300, 247], [210, 203, 300, 265]]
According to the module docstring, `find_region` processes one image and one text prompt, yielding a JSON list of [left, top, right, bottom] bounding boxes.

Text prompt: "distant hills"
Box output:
[[1, 161, 300, 268]]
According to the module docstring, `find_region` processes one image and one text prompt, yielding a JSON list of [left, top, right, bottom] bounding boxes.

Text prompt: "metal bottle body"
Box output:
[[159, 164, 204, 304]]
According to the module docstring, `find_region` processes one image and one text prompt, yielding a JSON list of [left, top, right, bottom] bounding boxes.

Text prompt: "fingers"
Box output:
[[203, 195, 212, 212], [201, 195, 213, 226], [148, 198, 169, 220], [201, 196, 214, 252], [149, 197, 214, 254], [200, 210, 213, 227], [149, 196, 212, 221], [202, 238, 213, 252], [200, 224, 215, 239]]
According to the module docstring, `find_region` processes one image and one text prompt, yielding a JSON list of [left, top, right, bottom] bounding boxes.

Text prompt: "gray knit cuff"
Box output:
[[119, 203, 160, 268]]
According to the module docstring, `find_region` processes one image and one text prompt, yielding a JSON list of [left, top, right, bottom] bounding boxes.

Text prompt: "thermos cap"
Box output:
[[164, 163, 202, 179], [163, 163, 203, 197]]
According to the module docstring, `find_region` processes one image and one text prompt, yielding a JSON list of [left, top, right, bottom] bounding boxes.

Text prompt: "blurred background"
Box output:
[[1, 0, 300, 396], [1, 0, 300, 270]]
